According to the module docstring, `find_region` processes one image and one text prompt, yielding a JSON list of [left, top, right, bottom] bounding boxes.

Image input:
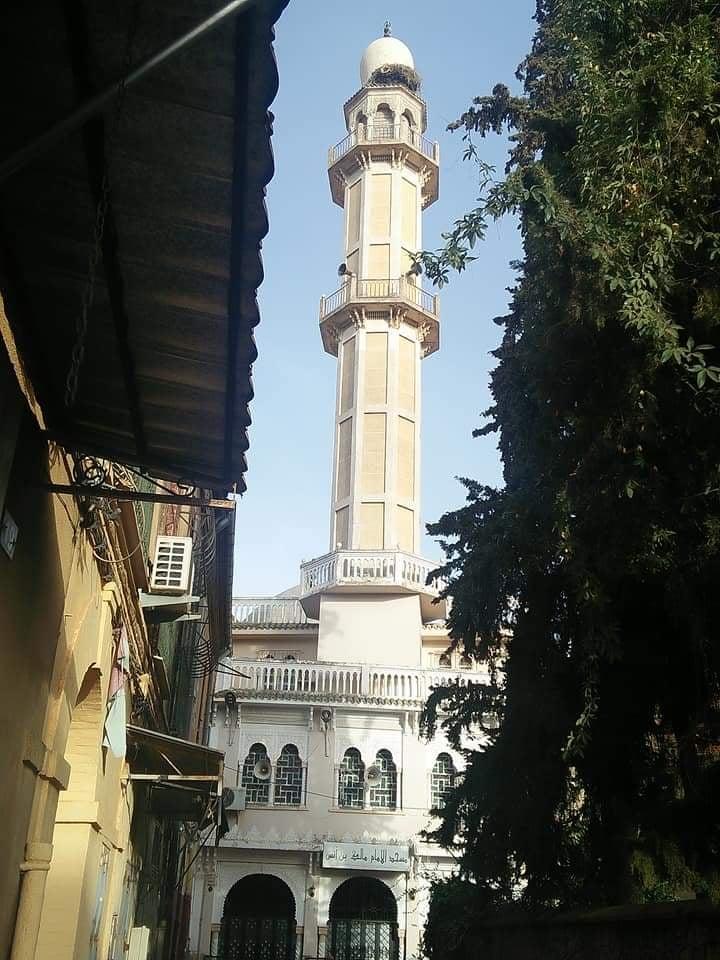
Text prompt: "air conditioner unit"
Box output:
[[222, 787, 247, 812], [150, 536, 193, 594]]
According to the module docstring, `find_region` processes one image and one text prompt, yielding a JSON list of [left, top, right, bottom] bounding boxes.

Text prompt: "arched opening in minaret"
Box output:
[[400, 109, 416, 144], [373, 103, 395, 141], [220, 874, 296, 960], [356, 110, 368, 141], [329, 877, 399, 960]]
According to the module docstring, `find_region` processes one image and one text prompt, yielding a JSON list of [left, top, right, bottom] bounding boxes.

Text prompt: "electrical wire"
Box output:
[[174, 819, 217, 891], [124, 463, 197, 498], [91, 537, 143, 564]]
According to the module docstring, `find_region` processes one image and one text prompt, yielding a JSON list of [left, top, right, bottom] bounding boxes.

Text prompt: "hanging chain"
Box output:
[[64, 2, 141, 409]]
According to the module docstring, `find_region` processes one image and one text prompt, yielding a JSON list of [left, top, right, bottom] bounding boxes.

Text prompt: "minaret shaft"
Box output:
[[320, 44, 440, 559]]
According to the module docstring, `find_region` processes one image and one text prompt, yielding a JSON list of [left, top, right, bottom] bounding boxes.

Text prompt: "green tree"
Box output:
[[420, 0, 720, 927]]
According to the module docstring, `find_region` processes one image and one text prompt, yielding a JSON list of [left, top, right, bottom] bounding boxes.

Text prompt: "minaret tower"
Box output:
[[301, 27, 442, 661]]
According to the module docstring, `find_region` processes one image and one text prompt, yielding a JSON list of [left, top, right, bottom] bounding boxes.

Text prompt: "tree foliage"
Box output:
[[420, 0, 720, 931]]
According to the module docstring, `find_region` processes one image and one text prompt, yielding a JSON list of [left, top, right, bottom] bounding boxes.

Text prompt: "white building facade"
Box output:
[[189, 30, 485, 960]]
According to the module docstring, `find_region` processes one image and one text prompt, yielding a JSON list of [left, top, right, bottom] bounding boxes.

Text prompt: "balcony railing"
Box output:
[[300, 548, 441, 597], [215, 656, 483, 706], [329, 126, 439, 165], [319, 277, 438, 321], [232, 597, 312, 628]]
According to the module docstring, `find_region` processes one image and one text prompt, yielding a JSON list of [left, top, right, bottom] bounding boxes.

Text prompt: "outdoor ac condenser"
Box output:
[[149, 536, 193, 594], [222, 787, 247, 812]]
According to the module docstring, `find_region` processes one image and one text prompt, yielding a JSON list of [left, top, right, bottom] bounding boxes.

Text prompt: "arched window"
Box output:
[[338, 748, 365, 808], [274, 744, 303, 805], [374, 104, 394, 141], [241, 742, 270, 804], [369, 749, 397, 810], [400, 109, 416, 144], [356, 111, 368, 140], [438, 652, 452, 667], [431, 753, 457, 810]]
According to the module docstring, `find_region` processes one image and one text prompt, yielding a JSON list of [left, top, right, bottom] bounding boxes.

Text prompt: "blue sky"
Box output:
[[232, 0, 536, 596]]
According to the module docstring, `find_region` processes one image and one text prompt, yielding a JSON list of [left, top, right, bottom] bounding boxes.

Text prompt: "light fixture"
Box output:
[[338, 262, 348, 277]]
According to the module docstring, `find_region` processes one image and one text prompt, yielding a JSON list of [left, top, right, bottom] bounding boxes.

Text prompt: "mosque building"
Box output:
[[189, 28, 486, 960]]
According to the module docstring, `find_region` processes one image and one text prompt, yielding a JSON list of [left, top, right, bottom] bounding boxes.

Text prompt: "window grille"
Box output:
[[241, 742, 270, 804], [338, 748, 365, 808], [369, 749, 397, 810], [274, 744, 304, 805], [431, 753, 457, 810]]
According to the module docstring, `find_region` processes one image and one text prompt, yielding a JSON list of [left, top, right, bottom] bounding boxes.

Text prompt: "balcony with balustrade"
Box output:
[[232, 597, 315, 631], [298, 548, 445, 622], [319, 276, 440, 357], [215, 654, 484, 711], [327, 124, 439, 207]]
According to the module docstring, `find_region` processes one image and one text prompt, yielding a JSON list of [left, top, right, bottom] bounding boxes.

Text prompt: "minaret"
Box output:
[[301, 28, 442, 659], [321, 27, 439, 556]]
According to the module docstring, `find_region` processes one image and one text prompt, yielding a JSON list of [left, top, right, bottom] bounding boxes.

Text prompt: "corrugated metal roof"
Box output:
[[0, 0, 289, 492]]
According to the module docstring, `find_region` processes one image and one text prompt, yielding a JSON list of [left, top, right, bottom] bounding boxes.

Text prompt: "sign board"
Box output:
[[322, 841, 411, 873]]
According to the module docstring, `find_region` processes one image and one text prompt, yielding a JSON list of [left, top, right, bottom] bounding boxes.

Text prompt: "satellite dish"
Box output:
[[366, 764, 383, 787], [253, 758, 272, 781]]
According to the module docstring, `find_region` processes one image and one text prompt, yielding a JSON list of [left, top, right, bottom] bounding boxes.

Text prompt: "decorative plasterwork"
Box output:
[[238, 724, 310, 763], [334, 728, 403, 766], [213, 861, 308, 925], [390, 149, 408, 169], [388, 306, 406, 329]]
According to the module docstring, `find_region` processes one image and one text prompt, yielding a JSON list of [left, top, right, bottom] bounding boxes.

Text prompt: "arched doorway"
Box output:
[[329, 877, 399, 960], [219, 874, 296, 960]]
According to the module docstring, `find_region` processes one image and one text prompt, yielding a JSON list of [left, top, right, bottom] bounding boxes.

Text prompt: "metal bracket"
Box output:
[[138, 591, 201, 624]]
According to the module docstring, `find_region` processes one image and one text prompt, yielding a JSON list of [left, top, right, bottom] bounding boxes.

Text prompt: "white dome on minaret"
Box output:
[[360, 29, 415, 86]]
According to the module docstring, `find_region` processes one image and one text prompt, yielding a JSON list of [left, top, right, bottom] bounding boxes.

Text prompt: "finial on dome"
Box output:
[[384, 21, 392, 37]]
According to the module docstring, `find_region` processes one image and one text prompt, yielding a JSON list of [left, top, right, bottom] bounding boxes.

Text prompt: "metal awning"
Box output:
[[127, 724, 224, 820], [0, 0, 289, 492]]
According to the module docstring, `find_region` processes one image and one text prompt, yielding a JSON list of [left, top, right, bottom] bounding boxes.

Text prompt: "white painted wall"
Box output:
[[317, 593, 422, 666]]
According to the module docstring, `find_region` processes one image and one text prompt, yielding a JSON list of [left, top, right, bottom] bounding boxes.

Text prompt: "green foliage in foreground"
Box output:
[[420, 0, 720, 937]]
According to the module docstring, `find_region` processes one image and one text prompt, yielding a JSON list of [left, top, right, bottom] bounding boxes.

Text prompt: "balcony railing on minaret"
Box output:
[[328, 124, 439, 165], [319, 276, 438, 321]]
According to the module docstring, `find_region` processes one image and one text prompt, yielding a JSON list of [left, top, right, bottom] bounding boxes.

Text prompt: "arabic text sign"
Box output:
[[322, 841, 410, 873]]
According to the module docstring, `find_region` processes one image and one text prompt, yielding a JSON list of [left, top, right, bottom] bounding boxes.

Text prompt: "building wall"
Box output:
[[0, 358, 191, 960], [317, 594, 422, 666], [190, 682, 462, 959], [0, 397, 90, 958]]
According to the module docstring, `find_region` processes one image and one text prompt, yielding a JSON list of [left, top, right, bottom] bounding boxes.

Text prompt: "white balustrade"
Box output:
[[215, 656, 483, 706], [232, 598, 309, 627], [319, 276, 438, 322], [328, 126, 439, 166], [300, 549, 442, 598]]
